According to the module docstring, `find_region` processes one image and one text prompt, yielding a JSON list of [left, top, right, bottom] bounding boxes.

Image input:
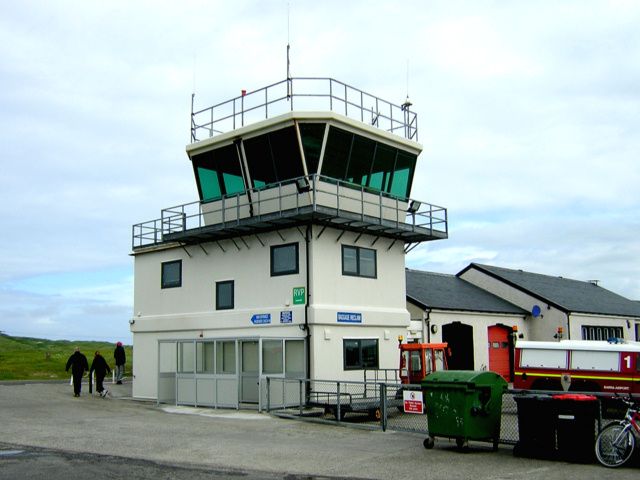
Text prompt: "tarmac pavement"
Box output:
[[0, 381, 637, 479]]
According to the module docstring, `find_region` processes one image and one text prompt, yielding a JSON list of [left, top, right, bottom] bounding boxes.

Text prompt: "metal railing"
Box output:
[[265, 378, 622, 449], [191, 77, 418, 142], [132, 174, 447, 249]]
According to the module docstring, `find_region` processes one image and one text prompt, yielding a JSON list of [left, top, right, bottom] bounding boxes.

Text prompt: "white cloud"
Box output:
[[0, 0, 639, 341]]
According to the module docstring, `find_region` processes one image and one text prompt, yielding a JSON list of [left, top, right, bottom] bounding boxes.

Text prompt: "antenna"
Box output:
[[286, 2, 292, 101]]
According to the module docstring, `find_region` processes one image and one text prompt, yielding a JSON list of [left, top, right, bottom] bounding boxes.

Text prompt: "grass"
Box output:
[[0, 333, 133, 381]]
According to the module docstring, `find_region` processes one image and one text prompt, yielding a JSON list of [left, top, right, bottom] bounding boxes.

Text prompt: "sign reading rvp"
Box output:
[[337, 312, 362, 323]]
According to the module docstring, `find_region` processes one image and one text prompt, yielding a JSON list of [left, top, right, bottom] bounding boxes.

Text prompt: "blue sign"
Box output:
[[531, 305, 541, 317], [280, 311, 292, 323], [337, 312, 362, 323], [251, 313, 271, 325]]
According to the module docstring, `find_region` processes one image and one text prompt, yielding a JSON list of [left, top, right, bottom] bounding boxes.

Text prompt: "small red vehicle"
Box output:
[[399, 340, 449, 384]]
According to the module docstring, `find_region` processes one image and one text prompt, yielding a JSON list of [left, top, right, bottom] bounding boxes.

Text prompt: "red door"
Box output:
[[488, 325, 510, 380]]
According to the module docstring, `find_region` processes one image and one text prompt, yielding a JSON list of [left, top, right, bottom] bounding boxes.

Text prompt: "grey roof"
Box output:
[[406, 269, 527, 315], [461, 263, 640, 318]]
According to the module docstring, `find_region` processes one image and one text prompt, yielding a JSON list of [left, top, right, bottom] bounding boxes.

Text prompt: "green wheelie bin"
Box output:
[[422, 370, 508, 450]]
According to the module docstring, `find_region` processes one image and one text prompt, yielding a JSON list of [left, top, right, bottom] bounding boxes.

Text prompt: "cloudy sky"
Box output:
[[1, 0, 638, 343]]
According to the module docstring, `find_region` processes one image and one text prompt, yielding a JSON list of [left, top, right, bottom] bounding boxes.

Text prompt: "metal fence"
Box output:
[[265, 377, 621, 448]]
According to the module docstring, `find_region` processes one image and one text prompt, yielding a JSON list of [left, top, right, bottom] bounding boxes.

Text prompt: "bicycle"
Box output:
[[594, 394, 640, 468]]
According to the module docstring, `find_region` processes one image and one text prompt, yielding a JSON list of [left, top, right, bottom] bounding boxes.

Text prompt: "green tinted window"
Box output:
[[389, 151, 416, 198], [244, 127, 304, 187], [346, 136, 375, 187], [197, 167, 221, 200], [321, 127, 351, 179], [299, 123, 325, 174], [320, 126, 417, 198], [369, 144, 395, 192], [192, 144, 245, 201]]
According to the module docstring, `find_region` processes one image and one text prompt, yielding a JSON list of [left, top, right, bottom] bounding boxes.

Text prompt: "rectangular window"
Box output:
[[271, 243, 299, 276], [262, 340, 284, 374], [342, 245, 376, 278], [178, 341, 195, 373], [216, 341, 236, 374], [196, 342, 215, 373], [343, 339, 379, 370], [161, 260, 182, 289], [216, 280, 234, 310]]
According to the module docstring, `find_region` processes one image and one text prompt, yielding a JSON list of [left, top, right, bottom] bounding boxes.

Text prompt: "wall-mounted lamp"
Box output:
[[129, 319, 135, 325], [407, 200, 421, 214]]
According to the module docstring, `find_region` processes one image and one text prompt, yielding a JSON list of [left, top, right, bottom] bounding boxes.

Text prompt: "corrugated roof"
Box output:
[[463, 263, 640, 318], [406, 269, 527, 315]]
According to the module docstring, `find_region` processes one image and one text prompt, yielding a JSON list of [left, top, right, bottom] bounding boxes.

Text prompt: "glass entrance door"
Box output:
[[240, 340, 259, 403]]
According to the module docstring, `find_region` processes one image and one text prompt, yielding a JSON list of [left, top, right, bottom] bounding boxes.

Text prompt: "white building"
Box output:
[[130, 78, 448, 407], [406, 264, 640, 382]]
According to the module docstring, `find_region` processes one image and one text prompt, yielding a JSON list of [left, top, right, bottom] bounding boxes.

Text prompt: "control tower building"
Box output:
[[131, 77, 447, 407]]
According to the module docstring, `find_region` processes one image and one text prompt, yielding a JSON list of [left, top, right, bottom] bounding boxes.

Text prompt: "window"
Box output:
[[344, 339, 379, 370], [320, 126, 418, 199], [299, 123, 326, 174], [581, 326, 624, 341], [178, 341, 195, 373], [161, 260, 182, 289], [271, 243, 299, 276], [342, 245, 376, 278], [216, 341, 236, 374], [216, 280, 234, 310], [262, 340, 284, 374], [192, 144, 246, 201], [243, 126, 304, 188]]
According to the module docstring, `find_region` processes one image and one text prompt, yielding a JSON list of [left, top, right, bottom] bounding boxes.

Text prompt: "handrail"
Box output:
[[191, 77, 418, 143], [132, 174, 446, 249]]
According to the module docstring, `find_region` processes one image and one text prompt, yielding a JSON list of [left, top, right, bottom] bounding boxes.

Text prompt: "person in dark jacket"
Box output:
[[113, 341, 126, 384], [89, 351, 111, 398], [65, 347, 89, 397]]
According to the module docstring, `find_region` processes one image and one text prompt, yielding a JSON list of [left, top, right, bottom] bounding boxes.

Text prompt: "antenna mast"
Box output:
[[286, 2, 292, 103]]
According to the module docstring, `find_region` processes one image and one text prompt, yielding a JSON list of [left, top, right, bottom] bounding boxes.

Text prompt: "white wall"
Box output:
[[570, 312, 636, 340], [132, 225, 410, 399]]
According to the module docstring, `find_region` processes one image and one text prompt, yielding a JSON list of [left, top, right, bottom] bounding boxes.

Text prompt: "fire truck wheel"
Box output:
[[423, 437, 435, 449]]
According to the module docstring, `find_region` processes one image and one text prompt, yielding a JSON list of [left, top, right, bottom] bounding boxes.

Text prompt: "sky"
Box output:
[[0, 0, 638, 343]]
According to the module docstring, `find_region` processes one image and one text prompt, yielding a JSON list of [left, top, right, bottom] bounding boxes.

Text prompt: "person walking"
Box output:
[[65, 347, 89, 397], [89, 351, 111, 398], [113, 341, 126, 384]]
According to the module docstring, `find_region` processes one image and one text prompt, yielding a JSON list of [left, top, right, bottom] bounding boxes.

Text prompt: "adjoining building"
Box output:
[[406, 263, 640, 381], [406, 269, 528, 380], [130, 78, 448, 407]]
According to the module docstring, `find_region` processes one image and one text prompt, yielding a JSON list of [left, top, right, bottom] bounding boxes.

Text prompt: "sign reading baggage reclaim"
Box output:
[[403, 390, 424, 414], [337, 312, 362, 323]]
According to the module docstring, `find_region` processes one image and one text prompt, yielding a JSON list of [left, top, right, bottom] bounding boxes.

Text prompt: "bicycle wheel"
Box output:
[[595, 423, 635, 468]]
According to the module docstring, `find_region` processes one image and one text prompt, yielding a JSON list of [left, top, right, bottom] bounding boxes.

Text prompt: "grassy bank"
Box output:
[[0, 333, 132, 381]]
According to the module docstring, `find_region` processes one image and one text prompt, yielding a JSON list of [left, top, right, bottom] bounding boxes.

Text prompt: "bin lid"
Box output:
[[552, 394, 597, 401], [421, 370, 508, 388]]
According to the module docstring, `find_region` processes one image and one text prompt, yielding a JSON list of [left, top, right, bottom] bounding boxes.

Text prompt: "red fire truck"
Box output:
[[514, 340, 640, 393]]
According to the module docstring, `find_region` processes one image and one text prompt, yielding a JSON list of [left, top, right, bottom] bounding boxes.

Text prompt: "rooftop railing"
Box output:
[[132, 175, 446, 250], [191, 77, 418, 143]]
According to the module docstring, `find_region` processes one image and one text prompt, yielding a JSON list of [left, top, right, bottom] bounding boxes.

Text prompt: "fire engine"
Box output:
[[514, 340, 640, 393]]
